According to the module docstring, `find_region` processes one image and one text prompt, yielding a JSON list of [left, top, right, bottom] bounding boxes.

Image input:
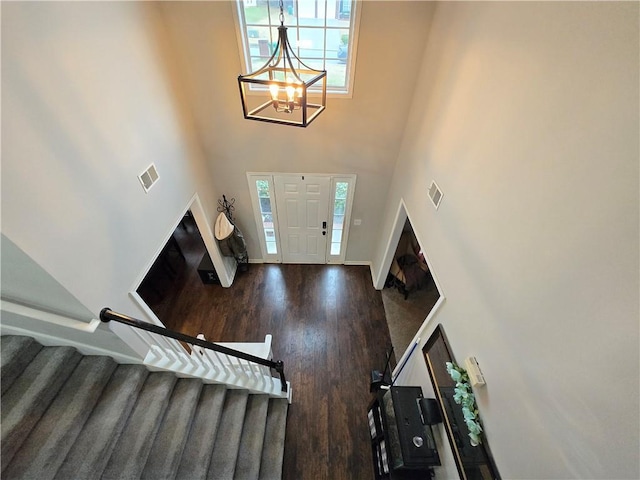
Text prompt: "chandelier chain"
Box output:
[[279, 0, 285, 25]]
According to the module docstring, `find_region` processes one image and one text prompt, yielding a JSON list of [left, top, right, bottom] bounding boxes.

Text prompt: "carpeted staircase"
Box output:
[[0, 335, 288, 480]]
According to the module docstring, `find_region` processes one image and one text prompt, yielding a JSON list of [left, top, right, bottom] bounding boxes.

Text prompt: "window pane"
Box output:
[[269, 0, 283, 25], [329, 179, 350, 257], [256, 180, 270, 197], [246, 26, 276, 61], [298, 28, 325, 59], [325, 62, 346, 88], [259, 197, 272, 213], [337, 0, 351, 21], [326, 16, 350, 28], [335, 181, 348, 198], [256, 179, 277, 255], [296, 0, 326, 26], [327, 29, 345, 57], [242, 2, 270, 25], [237, 0, 356, 94]]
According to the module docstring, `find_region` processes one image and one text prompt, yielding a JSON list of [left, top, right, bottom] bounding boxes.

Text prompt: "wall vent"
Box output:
[[428, 181, 442, 209], [138, 163, 159, 193]]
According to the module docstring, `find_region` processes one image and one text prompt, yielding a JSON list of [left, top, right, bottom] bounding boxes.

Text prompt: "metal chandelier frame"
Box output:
[[237, 1, 327, 127]]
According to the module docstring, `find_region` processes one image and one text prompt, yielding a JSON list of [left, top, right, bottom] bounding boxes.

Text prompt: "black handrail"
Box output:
[[100, 308, 287, 393]]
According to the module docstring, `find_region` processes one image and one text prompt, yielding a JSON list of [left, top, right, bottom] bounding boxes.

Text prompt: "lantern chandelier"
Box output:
[[238, 0, 327, 127]]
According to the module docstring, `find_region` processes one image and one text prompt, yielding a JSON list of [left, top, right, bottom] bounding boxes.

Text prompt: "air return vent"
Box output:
[[138, 163, 159, 193], [428, 181, 442, 209]]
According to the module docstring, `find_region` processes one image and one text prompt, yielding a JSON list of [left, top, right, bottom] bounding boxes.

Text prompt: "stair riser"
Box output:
[[3, 356, 117, 480], [0, 336, 289, 480], [53, 364, 150, 480], [1, 346, 82, 469]]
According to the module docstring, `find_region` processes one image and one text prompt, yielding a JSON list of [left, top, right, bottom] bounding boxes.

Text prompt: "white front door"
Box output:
[[273, 175, 331, 264]]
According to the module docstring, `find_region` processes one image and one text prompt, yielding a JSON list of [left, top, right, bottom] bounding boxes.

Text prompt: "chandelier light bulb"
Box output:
[[269, 83, 279, 101], [286, 85, 296, 102]]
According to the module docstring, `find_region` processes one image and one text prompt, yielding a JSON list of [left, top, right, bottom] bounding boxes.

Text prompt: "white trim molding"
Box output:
[[0, 300, 101, 333]]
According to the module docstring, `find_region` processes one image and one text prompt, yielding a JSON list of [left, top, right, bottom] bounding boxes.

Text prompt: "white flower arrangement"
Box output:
[[445, 361, 483, 446]]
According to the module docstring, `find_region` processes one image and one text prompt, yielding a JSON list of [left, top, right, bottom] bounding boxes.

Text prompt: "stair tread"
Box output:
[[1, 335, 289, 480], [3, 356, 117, 480], [101, 371, 178, 480], [1, 335, 43, 395], [235, 394, 270, 480], [0, 345, 82, 470], [259, 398, 289, 480], [54, 364, 149, 480], [141, 378, 203, 480], [175, 384, 227, 480], [207, 389, 250, 480]]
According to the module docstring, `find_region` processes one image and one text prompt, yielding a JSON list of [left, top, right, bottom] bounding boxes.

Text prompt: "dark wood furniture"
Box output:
[[387, 230, 430, 300], [368, 386, 440, 479], [197, 253, 219, 285]]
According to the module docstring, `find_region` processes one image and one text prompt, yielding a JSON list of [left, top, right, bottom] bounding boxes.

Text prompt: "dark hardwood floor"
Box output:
[[138, 215, 395, 480]]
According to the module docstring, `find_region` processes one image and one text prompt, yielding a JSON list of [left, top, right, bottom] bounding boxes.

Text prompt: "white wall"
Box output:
[[380, 2, 639, 479], [0, 1, 434, 356], [0, 235, 138, 361], [157, 1, 435, 264], [1, 235, 95, 321], [1, 2, 223, 354]]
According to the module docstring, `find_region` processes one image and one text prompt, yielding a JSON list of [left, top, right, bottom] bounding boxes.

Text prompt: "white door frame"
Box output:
[[247, 173, 356, 264], [374, 199, 410, 290]]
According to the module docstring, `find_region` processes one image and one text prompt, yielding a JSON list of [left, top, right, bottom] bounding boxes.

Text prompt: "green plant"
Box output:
[[446, 362, 483, 446]]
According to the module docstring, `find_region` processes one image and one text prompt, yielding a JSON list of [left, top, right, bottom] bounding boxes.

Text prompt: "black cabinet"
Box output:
[[368, 386, 440, 479], [197, 253, 219, 285]]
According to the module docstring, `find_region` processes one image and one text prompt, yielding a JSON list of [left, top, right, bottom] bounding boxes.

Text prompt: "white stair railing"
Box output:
[[100, 308, 291, 402]]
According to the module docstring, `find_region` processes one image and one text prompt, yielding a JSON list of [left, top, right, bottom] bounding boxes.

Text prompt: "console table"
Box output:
[[368, 386, 440, 479]]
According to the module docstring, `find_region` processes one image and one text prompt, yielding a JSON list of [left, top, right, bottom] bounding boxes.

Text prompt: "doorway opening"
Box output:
[[378, 202, 442, 361], [136, 210, 217, 331]]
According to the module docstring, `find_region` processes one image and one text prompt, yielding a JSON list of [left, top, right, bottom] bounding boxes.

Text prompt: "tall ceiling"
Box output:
[[155, 1, 435, 260]]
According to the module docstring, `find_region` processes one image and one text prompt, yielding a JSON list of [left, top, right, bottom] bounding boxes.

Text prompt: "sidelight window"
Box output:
[[248, 175, 282, 262], [327, 176, 355, 262], [330, 182, 348, 255], [256, 180, 277, 254]]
